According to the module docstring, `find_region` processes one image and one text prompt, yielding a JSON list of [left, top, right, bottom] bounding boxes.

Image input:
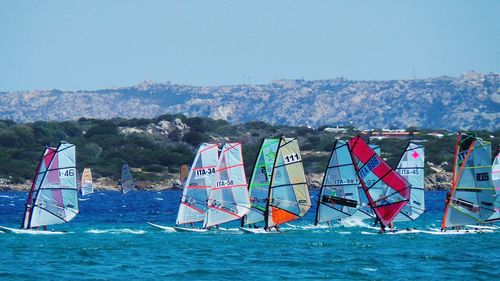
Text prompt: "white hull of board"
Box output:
[[173, 226, 208, 233], [0, 225, 66, 235], [239, 227, 280, 234]]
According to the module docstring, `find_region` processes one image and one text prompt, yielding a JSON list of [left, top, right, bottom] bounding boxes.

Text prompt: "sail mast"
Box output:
[[264, 136, 282, 230], [314, 140, 337, 226]]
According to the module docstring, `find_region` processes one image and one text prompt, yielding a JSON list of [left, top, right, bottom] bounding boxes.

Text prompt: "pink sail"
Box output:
[[348, 136, 411, 226]]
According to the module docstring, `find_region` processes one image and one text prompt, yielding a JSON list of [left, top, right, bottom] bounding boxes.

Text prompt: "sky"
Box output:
[[0, 0, 498, 91]]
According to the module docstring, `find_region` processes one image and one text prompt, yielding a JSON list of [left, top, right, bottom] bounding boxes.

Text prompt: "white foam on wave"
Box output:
[[0, 195, 13, 199], [154, 197, 163, 201], [339, 218, 374, 229], [85, 228, 146, 235], [337, 231, 351, 235]]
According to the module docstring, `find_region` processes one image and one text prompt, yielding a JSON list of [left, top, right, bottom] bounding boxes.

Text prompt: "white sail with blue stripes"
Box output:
[[315, 140, 360, 225], [176, 143, 219, 226], [392, 142, 425, 221], [204, 142, 250, 228], [22, 142, 79, 229]]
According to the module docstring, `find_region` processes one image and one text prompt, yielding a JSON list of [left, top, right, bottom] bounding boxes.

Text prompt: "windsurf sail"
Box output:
[[120, 164, 134, 194], [346, 144, 384, 222], [392, 142, 425, 221], [265, 137, 311, 229], [81, 168, 94, 196], [348, 136, 411, 227], [180, 164, 189, 184], [442, 133, 495, 228], [315, 140, 360, 225], [204, 142, 250, 228], [176, 143, 219, 226], [487, 147, 500, 222], [241, 138, 280, 227], [21, 142, 79, 229]]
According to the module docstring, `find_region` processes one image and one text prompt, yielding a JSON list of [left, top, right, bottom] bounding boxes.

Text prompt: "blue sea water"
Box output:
[[0, 190, 498, 280]]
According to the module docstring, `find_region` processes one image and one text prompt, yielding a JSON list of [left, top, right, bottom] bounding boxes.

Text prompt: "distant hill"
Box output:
[[0, 71, 498, 130]]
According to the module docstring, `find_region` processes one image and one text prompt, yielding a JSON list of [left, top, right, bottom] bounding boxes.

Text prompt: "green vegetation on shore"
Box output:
[[0, 115, 498, 185]]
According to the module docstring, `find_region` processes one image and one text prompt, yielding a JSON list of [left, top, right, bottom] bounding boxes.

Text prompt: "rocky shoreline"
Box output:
[[0, 172, 451, 192]]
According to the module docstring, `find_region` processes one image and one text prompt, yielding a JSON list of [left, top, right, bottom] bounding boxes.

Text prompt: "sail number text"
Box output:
[[216, 179, 235, 187], [195, 168, 216, 177], [58, 168, 75, 177], [283, 153, 300, 164], [399, 169, 419, 175], [358, 156, 381, 179]]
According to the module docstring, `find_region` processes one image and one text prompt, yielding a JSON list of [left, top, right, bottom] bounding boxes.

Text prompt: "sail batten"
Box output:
[[442, 133, 496, 228], [392, 142, 425, 221], [315, 140, 360, 225], [204, 142, 250, 228], [176, 143, 219, 225], [266, 137, 311, 229], [23, 142, 79, 229]]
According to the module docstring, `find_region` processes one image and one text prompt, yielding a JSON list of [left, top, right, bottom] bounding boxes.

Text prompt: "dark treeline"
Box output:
[[0, 114, 498, 184]]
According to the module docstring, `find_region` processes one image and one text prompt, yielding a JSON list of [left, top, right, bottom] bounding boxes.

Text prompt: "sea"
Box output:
[[0, 190, 498, 280]]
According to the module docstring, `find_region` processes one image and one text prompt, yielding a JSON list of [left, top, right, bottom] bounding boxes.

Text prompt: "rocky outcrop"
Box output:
[[1, 72, 498, 130]]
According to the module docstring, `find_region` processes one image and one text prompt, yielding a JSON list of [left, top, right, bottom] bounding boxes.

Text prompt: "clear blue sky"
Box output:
[[0, 0, 498, 91]]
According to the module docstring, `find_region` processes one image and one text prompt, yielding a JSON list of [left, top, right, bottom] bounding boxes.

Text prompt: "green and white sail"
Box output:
[[242, 138, 279, 227], [176, 143, 219, 226], [442, 133, 495, 228], [315, 140, 360, 225], [486, 147, 500, 222], [22, 142, 79, 229], [120, 164, 134, 194], [266, 137, 311, 228], [204, 142, 250, 228], [393, 142, 425, 221]]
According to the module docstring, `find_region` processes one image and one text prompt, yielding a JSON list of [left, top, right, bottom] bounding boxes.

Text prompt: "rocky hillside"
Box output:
[[1, 72, 498, 130]]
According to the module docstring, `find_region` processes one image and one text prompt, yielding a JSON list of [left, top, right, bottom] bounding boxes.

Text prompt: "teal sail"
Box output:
[[241, 138, 280, 227]]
